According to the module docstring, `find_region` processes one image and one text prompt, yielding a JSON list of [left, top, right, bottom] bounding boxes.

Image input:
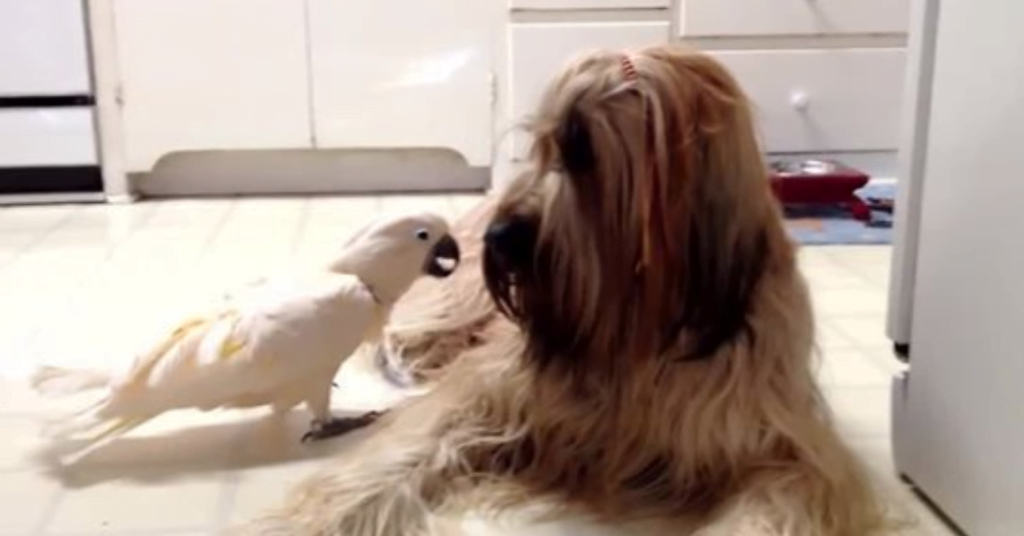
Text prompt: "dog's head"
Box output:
[[483, 46, 785, 376]]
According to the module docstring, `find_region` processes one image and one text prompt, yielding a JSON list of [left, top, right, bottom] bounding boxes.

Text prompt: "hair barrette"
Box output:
[[620, 55, 638, 82]]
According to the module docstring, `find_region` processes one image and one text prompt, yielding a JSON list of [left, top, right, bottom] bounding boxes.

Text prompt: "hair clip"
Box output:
[[620, 55, 638, 82]]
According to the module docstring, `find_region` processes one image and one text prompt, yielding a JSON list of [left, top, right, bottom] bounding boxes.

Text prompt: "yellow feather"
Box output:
[[126, 313, 227, 386], [215, 310, 248, 360], [219, 334, 247, 360]]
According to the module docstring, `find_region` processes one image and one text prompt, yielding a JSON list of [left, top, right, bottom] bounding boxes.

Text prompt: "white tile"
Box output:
[[228, 459, 326, 523], [845, 437, 900, 484], [815, 318, 857, 350], [824, 245, 892, 268], [824, 386, 892, 439], [44, 471, 226, 534], [0, 415, 48, 470], [449, 194, 486, 214], [0, 328, 39, 378], [844, 439, 959, 535], [831, 315, 891, 349], [825, 246, 893, 290], [379, 194, 452, 216], [0, 377, 99, 417], [0, 229, 42, 252], [797, 245, 837, 268], [0, 205, 77, 232], [817, 349, 891, 388], [145, 199, 235, 227], [308, 195, 380, 217], [811, 286, 889, 317], [0, 469, 61, 534]]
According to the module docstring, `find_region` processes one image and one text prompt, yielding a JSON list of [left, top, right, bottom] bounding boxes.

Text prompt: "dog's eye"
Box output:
[[415, 229, 430, 241]]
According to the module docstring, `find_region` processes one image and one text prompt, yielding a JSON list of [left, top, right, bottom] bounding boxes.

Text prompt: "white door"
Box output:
[[899, 0, 1024, 534], [307, 0, 497, 167], [113, 0, 312, 172]]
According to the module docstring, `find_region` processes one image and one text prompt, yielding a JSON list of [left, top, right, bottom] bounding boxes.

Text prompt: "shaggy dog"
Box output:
[[233, 45, 893, 536]]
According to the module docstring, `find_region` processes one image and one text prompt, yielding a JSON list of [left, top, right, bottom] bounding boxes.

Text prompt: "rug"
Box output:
[[783, 180, 896, 245]]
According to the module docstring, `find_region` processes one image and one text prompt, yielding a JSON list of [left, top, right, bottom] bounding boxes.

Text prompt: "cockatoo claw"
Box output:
[[300, 411, 384, 442]]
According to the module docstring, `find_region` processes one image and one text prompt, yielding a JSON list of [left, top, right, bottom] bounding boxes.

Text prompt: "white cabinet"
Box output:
[[0, 0, 92, 96], [677, 0, 910, 163], [508, 21, 669, 158], [0, 109, 98, 167], [511, 0, 669, 9], [110, 0, 497, 174], [680, 0, 910, 37], [307, 0, 495, 166], [710, 49, 907, 152], [113, 0, 313, 172]]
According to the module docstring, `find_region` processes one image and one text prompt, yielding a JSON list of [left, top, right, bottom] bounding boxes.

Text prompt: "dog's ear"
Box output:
[[672, 217, 769, 360], [557, 103, 596, 176]]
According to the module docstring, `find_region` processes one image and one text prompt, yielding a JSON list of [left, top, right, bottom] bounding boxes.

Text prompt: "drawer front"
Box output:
[[511, 0, 669, 10], [681, 0, 910, 37], [0, 108, 97, 167], [710, 49, 906, 153], [508, 21, 669, 157]]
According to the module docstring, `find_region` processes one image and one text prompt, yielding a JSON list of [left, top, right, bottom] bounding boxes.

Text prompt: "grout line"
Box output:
[[29, 486, 65, 536], [20, 205, 162, 364], [192, 201, 240, 266], [209, 471, 242, 534], [288, 199, 312, 257], [1, 207, 85, 269]]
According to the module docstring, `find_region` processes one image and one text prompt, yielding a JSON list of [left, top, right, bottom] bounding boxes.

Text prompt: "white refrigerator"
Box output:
[[888, 0, 1024, 535]]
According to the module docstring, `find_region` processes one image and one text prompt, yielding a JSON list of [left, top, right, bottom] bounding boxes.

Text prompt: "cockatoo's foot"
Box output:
[[300, 411, 384, 442]]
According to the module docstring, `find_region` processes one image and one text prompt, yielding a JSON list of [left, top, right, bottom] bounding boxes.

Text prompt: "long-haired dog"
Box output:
[[233, 45, 893, 536]]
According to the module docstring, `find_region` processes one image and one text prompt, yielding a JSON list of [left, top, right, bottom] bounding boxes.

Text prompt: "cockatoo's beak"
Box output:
[[423, 234, 460, 278]]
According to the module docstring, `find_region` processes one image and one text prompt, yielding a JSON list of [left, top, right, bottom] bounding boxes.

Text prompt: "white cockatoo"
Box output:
[[31, 211, 461, 461]]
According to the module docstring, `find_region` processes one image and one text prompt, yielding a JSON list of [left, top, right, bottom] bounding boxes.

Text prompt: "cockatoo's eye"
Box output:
[[415, 228, 430, 241]]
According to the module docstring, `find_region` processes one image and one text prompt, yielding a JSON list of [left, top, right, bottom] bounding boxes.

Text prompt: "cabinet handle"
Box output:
[[790, 90, 811, 112]]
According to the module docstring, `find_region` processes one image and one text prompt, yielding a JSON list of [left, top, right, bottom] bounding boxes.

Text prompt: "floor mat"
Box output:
[[783, 180, 896, 245]]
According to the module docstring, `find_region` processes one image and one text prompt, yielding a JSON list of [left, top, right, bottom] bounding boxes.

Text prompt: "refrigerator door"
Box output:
[[886, 0, 940, 352], [895, 0, 1024, 534], [0, 0, 92, 96]]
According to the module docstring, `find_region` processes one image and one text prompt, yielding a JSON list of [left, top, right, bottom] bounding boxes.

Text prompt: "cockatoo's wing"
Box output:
[[41, 272, 381, 461], [117, 272, 380, 412]]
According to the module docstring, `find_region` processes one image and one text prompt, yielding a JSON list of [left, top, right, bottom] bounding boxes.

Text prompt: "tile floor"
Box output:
[[0, 195, 956, 535]]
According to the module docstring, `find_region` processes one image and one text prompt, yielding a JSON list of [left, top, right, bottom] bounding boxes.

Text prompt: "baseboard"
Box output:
[[135, 148, 491, 197]]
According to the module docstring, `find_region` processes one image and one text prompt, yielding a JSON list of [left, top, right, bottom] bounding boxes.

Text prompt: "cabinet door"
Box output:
[[508, 21, 669, 159], [307, 0, 496, 167], [0, 0, 91, 95], [113, 0, 311, 172], [510, 0, 669, 9], [680, 0, 910, 37], [710, 49, 906, 153]]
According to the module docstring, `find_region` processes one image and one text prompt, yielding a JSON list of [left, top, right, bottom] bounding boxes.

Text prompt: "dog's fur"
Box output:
[[232, 45, 893, 536]]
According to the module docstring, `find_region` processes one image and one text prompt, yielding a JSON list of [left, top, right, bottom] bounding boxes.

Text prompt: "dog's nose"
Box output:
[[484, 218, 535, 263]]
